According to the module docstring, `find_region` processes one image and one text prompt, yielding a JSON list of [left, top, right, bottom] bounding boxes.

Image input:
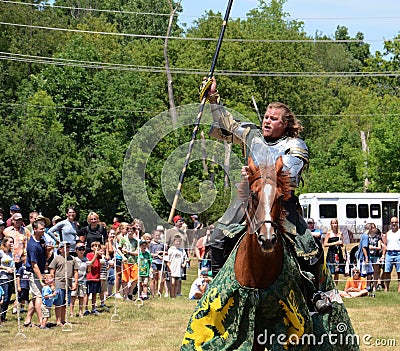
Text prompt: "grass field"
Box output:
[[1, 267, 400, 351]]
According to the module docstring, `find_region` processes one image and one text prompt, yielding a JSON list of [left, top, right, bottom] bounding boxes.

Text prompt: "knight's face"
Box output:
[[262, 108, 287, 140]]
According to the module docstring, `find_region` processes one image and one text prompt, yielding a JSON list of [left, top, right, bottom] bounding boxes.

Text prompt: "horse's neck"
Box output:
[[234, 233, 284, 289]]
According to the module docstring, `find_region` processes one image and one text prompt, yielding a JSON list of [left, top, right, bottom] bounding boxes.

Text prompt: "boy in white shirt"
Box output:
[[166, 235, 188, 298]]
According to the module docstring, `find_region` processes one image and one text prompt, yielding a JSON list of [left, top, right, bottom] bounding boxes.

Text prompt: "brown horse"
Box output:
[[234, 155, 291, 290], [182, 155, 359, 351]]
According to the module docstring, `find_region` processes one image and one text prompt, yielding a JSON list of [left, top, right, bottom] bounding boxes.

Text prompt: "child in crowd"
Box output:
[[167, 235, 189, 298], [114, 223, 130, 299], [149, 229, 167, 297], [99, 244, 111, 308], [49, 242, 78, 326], [188, 268, 211, 299], [85, 241, 102, 315], [138, 240, 152, 300], [15, 252, 29, 313], [120, 226, 138, 300], [142, 233, 152, 246], [41, 274, 57, 329], [70, 241, 88, 318]]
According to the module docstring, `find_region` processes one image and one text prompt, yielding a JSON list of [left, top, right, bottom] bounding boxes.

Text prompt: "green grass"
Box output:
[[1, 268, 400, 351]]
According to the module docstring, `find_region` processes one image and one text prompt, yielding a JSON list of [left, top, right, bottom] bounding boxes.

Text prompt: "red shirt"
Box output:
[[86, 252, 101, 281]]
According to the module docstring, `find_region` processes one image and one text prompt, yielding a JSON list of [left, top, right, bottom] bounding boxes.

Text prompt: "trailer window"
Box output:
[[301, 205, 309, 219], [346, 204, 357, 218], [319, 204, 337, 218], [358, 204, 369, 218], [370, 204, 381, 218]]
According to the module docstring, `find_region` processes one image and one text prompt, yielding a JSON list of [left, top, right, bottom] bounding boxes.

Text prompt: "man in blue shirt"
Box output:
[[307, 218, 322, 242], [357, 225, 374, 281], [24, 220, 47, 327]]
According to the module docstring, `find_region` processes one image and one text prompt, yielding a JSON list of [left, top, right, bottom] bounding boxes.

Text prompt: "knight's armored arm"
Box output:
[[208, 93, 250, 144], [281, 138, 309, 189]]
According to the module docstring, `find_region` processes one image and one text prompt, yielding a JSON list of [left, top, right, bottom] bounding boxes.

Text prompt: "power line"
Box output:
[[1, 102, 399, 118], [1, 21, 398, 44], [0, 0, 178, 18], [0, 102, 155, 114], [3, 0, 400, 22], [1, 51, 400, 77]]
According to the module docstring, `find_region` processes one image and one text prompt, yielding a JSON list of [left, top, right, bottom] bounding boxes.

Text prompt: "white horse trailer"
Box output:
[[299, 192, 400, 241]]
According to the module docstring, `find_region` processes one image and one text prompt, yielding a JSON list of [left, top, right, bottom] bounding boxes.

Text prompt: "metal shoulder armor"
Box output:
[[281, 138, 309, 188], [208, 102, 257, 144]]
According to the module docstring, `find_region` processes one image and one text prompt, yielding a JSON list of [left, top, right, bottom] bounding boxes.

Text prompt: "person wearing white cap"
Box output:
[[4, 212, 31, 265], [190, 215, 203, 231]]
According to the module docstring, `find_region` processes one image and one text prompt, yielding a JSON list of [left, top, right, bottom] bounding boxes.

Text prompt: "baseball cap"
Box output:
[[59, 242, 71, 249], [139, 240, 147, 246], [13, 213, 23, 220], [156, 225, 165, 231], [173, 215, 183, 224], [0, 220, 5, 227], [10, 204, 21, 212], [191, 215, 198, 219]]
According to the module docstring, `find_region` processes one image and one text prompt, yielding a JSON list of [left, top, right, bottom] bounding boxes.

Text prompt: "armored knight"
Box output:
[[204, 78, 330, 312]]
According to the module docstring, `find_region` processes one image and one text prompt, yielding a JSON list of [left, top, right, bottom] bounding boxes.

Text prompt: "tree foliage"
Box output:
[[1, 0, 400, 226]]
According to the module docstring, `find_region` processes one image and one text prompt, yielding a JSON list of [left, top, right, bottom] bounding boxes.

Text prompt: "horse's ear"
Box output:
[[275, 156, 284, 174]]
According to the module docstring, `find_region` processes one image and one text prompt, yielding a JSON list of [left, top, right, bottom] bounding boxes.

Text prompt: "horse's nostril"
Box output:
[[270, 235, 277, 245]]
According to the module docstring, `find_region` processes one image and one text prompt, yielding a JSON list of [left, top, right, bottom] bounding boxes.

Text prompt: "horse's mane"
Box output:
[[237, 161, 291, 203]]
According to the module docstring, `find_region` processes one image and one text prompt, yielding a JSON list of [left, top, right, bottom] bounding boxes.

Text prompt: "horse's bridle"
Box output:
[[243, 173, 282, 237]]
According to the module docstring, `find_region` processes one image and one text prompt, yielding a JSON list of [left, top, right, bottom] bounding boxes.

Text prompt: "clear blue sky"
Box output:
[[179, 0, 400, 53]]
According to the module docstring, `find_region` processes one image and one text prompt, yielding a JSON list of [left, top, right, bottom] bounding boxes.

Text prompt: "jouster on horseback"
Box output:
[[182, 154, 359, 351]]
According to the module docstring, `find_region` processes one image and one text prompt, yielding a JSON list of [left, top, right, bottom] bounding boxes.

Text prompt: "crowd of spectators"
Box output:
[[0, 205, 211, 329]]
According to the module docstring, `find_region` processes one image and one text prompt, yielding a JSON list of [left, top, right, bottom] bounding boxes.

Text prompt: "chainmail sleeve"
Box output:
[[208, 93, 251, 145]]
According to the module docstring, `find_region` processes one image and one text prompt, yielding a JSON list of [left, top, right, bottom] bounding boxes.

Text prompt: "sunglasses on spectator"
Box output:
[[391, 222, 398, 224], [76, 246, 85, 251]]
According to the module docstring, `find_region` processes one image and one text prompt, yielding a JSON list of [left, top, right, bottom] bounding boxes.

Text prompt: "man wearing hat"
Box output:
[[4, 212, 31, 265], [6, 204, 21, 227], [307, 218, 322, 241], [190, 215, 203, 231], [165, 215, 188, 250]]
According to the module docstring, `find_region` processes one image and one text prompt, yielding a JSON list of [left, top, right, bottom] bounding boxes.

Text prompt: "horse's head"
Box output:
[[238, 156, 291, 253]]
